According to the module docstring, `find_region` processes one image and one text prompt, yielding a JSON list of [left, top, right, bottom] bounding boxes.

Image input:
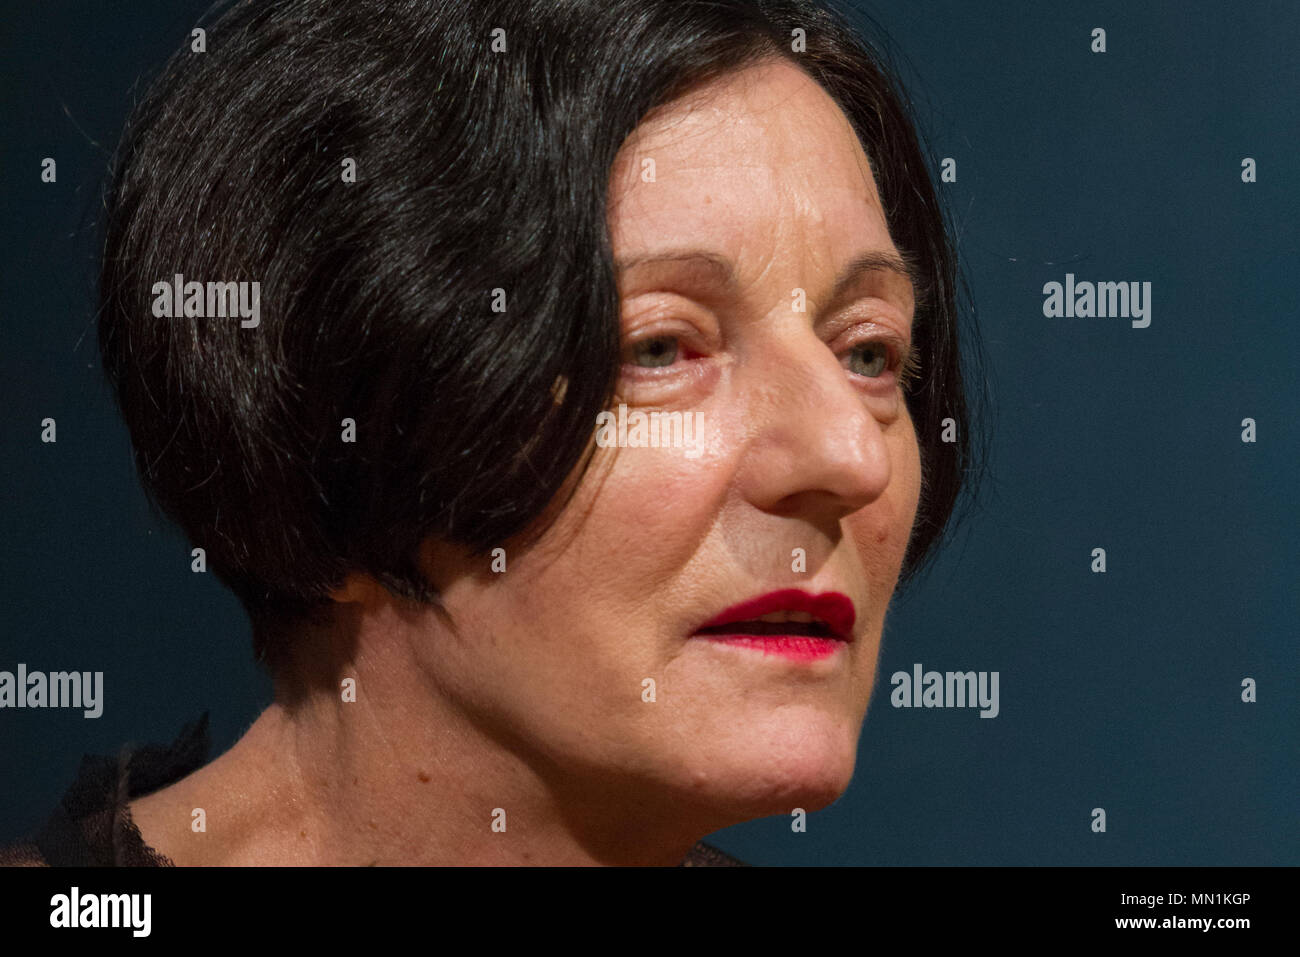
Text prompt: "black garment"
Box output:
[[0, 714, 744, 867]]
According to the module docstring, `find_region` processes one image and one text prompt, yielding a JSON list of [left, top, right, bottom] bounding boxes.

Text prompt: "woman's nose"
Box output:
[[732, 334, 894, 523]]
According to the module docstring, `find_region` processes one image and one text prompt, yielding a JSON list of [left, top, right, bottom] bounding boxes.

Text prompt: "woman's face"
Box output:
[[419, 58, 922, 837]]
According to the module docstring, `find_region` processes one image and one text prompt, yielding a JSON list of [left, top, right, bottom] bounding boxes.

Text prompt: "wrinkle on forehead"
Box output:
[[608, 58, 885, 223]]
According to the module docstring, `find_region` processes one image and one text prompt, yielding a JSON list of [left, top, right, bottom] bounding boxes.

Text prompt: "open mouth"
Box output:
[[695, 611, 840, 639], [691, 590, 857, 654]]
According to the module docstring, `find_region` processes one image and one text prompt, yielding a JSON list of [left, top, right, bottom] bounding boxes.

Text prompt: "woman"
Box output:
[[4, 0, 981, 866]]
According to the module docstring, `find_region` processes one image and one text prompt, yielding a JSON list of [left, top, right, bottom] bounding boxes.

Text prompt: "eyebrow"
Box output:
[[614, 247, 922, 311]]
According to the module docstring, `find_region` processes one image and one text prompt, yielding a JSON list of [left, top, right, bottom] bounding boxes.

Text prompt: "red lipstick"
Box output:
[[692, 589, 856, 661]]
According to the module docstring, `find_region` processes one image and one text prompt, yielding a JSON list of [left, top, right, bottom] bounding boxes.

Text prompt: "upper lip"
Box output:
[[694, 589, 857, 641]]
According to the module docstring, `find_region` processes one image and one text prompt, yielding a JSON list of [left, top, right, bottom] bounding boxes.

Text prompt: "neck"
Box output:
[[130, 603, 714, 865]]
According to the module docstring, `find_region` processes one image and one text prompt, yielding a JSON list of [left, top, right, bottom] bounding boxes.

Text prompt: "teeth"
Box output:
[[756, 610, 818, 624]]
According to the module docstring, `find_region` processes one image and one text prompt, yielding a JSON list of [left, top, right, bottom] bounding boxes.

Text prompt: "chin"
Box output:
[[676, 711, 862, 821]]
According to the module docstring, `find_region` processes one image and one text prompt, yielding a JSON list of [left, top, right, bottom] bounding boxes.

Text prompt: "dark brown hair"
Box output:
[[98, 0, 988, 669]]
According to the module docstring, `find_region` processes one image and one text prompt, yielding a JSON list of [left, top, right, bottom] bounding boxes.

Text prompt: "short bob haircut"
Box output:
[[99, 0, 987, 670]]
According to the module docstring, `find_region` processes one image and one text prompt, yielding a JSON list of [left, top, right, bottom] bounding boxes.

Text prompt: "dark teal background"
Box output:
[[2, 0, 1296, 864]]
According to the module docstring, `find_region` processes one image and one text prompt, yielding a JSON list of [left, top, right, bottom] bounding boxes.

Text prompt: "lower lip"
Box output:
[[697, 634, 846, 661]]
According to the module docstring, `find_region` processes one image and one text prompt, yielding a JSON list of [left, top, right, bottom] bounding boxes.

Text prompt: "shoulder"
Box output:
[[0, 840, 48, 866], [2, 713, 211, 867]]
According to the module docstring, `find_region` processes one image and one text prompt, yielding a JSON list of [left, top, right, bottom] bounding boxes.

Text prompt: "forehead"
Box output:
[[607, 58, 893, 269]]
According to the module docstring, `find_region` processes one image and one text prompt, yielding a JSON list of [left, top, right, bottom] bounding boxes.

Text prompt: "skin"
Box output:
[[129, 57, 923, 866]]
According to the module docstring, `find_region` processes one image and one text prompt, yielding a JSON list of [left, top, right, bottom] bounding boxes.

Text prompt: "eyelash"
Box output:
[[622, 330, 920, 389]]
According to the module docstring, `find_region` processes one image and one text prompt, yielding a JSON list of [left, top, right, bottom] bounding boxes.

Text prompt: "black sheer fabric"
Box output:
[[1, 713, 744, 867]]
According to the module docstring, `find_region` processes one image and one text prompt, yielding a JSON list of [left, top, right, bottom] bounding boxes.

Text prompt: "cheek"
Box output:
[[851, 423, 922, 581], [533, 447, 727, 617], [898, 419, 923, 542], [428, 446, 724, 739]]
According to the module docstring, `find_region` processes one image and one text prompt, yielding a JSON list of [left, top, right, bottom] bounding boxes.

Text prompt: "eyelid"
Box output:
[[620, 299, 719, 350], [820, 294, 909, 332], [830, 319, 911, 359], [622, 322, 708, 354], [622, 289, 713, 320]]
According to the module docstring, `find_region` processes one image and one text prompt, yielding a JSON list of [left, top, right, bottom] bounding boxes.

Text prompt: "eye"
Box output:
[[844, 341, 889, 378], [627, 335, 681, 368]]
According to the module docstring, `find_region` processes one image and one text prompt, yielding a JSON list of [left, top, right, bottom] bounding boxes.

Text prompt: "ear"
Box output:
[[329, 572, 388, 605]]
